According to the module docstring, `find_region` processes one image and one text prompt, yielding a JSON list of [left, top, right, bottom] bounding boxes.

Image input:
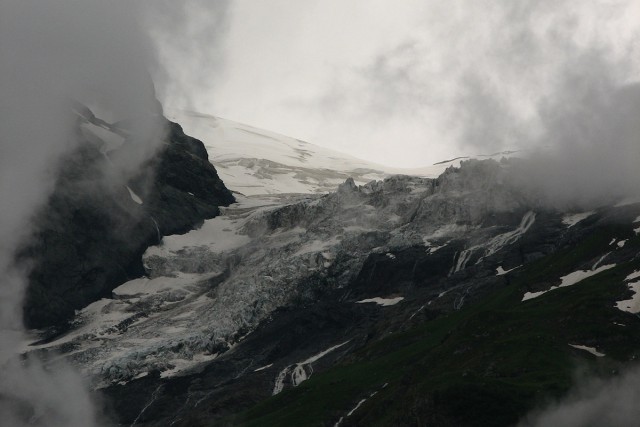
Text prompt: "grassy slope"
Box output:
[[236, 226, 640, 427]]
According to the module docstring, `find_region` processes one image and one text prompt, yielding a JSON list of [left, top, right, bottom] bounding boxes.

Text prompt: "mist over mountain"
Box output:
[[0, 1, 185, 425], [2, 2, 640, 427]]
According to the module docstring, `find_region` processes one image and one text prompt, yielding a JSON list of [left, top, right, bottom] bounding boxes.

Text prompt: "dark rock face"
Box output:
[[21, 116, 234, 330]]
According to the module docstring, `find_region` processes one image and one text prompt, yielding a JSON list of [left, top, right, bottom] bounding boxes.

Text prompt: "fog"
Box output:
[[514, 81, 640, 209], [520, 366, 640, 427], [0, 1, 164, 425]]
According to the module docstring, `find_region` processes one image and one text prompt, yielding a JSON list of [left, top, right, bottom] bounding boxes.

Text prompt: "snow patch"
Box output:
[[127, 186, 143, 205], [616, 271, 640, 314], [294, 237, 341, 257], [592, 253, 610, 270], [145, 214, 251, 257], [356, 297, 404, 307], [569, 344, 605, 357], [160, 353, 219, 378], [617, 240, 627, 248], [408, 304, 426, 320], [496, 265, 520, 276], [560, 264, 616, 287], [626, 271, 640, 282], [562, 211, 594, 227], [272, 341, 349, 395], [254, 364, 273, 372], [522, 264, 616, 301], [347, 399, 367, 417], [112, 272, 215, 297]]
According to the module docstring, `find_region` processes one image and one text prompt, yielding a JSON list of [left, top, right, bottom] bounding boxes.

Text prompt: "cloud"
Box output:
[[158, 1, 639, 169], [0, 1, 167, 425], [520, 366, 640, 427], [142, 1, 232, 111]]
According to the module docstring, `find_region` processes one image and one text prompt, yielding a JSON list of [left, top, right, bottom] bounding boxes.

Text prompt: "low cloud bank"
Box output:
[[520, 366, 640, 427], [0, 1, 166, 425]]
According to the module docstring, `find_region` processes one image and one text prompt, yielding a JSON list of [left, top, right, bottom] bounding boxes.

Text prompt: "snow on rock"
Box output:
[[617, 240, 627, 248], [356, 297, 404, 307], [615, 270, 640, 314], [496, 265, 520, 276], [293, 237, 341, 257], [126, 186, 143, 205], [335, 390, 380, 425], [112, 273, 216, 298], [562, 211, 594, 227], [273, 342, 349, 395], [616, 282, 640, 313], [626, 271, 640, 282], [633, 215, 640, 234], [144, 203, 254, 258], [424, 239, 447, 253], [592, 253, 610, 270], [522, 264, 616, 301], [160, 353, 219, 378], [347, 399, 368, 417], [569, 344, 605, 357], [254, 364, 273, 372], [558, 265, 618, 287]]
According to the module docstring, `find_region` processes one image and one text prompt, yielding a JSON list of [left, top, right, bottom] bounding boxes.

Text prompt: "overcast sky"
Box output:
[[151, 1, 640, 168]]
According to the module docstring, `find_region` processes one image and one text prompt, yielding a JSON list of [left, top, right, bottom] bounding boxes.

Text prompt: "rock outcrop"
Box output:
[[21, 109, 234, 329]]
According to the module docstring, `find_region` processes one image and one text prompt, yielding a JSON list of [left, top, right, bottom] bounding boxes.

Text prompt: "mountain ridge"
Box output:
[[20, 112, 640, 426]]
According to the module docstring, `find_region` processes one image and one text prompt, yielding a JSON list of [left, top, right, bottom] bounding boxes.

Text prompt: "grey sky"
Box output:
[[152, 0, 640, 168]]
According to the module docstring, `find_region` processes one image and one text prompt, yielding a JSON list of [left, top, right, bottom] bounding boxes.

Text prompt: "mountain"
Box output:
[[165, 109, 517, 196], [21, 112, 640, 426]]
